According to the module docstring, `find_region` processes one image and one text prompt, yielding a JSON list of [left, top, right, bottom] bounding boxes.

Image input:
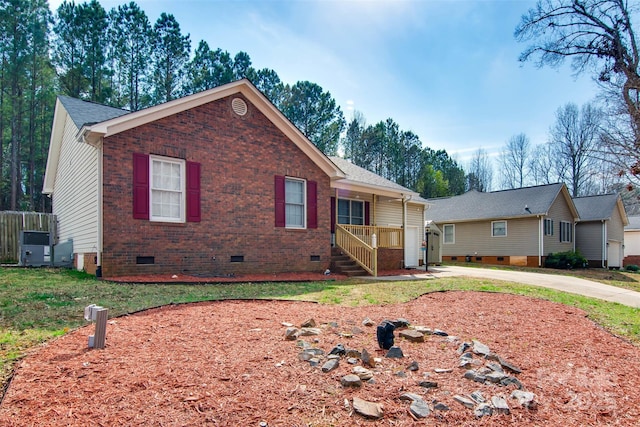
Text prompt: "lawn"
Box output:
[[1, 266, 639, 400]]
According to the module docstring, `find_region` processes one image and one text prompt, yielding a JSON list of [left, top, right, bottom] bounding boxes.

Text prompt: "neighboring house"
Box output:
[[573, 194, 628, 268], [43, 79, 424, 278], [426, 183, 579, 267], [624, 215, 640, 267]]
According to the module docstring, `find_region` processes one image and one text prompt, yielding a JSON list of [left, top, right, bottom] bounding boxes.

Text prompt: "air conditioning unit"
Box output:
[[19, 231, 52, 267]]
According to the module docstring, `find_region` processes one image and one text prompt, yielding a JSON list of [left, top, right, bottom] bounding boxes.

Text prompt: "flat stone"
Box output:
[[352, 397, 383, 419], [470, 390, 486, 404], [345, 349, 361, 358], [353, 366, 374, 380], [300, 318, 316, 328], [285, 327, 299, 340], [299, 327, 322, 336], [385, 346, 404, 358], [347, 357, 358, 364], [329, 344, 346, 356], [472, 340, 491, 356], [434, 368, 453, 374], [433, 401, 450, 411], [392, 318, 411, 328], [498, 356, 522, 374], [459, 356, 475, 369], [433, 329, 448, 336], [362, 317, 375, 327], [281, 322, 294, 327], [491, 395, 510, 414], [418, 381, 438, 389], [511, 390, 535, 408], [321, 359, 339, 373], [413, 326, 432, 334], [340, 374, 362, 387], [501, 376, 523, 389], [485, 371, 507, 383], [453, 395, 475, 409], [410, 399, 431, 418], [407, 361, 419, 371], [399, 329, 425, 343], [308, 357, 321, 367], [399, 392, 423, 402], [474, 402, 493, 417], [457, 342, 472, 354]]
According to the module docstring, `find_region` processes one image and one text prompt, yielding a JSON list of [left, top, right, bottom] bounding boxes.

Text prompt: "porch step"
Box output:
[[330, 247, 369, 277]]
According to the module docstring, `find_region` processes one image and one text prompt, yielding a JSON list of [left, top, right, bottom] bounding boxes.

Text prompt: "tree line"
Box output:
[[0, 0, 467, 213]]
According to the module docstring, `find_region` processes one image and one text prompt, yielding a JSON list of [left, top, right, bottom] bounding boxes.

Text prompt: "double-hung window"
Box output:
[[544, 219, 554, 236], [285, 178, 306, 228], [150, 156, 185, 222], [337, 199, 364, 225], [443, 224, 455, 244], [492, 220, 507, 237], [559, 221, 573, 243]]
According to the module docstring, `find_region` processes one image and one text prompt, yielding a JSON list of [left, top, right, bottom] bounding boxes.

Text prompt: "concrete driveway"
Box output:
[[365, 265, 640, 308]]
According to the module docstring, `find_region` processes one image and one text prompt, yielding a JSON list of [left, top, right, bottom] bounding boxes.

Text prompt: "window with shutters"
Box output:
[[559, 221, 573, 243], [544, 219, 554, 236]]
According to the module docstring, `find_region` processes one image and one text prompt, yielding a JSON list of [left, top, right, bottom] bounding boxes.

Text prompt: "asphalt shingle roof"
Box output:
[[329, 156, 413, 193], [426, 183, 566, 222], [573, 194, 619, 221], [626, 215, 640, 230], [58, 95, 129, 128]]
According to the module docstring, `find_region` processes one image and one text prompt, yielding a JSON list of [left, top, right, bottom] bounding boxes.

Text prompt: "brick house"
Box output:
[[43, 79, 425, 278]]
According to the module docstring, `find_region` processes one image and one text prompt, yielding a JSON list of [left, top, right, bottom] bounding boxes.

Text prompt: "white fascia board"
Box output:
[[43, 99, 68, 194], [332, 179, 420, 200]]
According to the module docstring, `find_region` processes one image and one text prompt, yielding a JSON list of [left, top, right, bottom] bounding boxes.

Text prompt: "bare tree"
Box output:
[[466, 148, 493, 192], [499, 133, 531, 189], [515, 0, 640, 180], [549, 102, 602, 196], [529, 142, 557, 186]]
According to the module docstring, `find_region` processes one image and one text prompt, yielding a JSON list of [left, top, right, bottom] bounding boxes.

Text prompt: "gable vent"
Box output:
[[231, 98, 248, 116]]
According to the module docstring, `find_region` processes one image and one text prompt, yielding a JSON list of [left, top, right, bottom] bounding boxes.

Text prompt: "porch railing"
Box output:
[[339, 225, 403, 249], [335, 224, 377, 276]]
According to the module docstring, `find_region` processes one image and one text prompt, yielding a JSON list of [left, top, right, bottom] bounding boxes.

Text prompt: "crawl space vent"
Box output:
[[231, 98, 248, 116]]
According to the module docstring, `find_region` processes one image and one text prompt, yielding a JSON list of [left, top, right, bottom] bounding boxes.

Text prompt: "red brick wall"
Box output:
[[378, 248, 404, 270], [443, 255, 541, 268], [101, 94, 332, 277]]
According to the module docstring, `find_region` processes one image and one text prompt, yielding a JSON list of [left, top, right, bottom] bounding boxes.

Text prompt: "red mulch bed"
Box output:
[[1, 291, 639, 426]]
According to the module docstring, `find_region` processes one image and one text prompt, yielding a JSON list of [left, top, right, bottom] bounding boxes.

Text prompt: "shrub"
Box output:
[[625, 264, 639, 272], [545, 250, 588, 269]]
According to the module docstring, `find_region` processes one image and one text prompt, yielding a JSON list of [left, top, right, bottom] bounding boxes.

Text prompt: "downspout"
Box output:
[[96, 140, 103, 277], [538, 216, 543, 267], [602, 220, 607, 269], [402, 194, 412, 267]]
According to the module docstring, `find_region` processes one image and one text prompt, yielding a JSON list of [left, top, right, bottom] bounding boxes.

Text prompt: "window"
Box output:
[[285, 178, 305, 228], [559, 221, 573, 243], [443, 224, 455, 244], [150, 156, 185, 222], [132, 153, 200, 222], [544, 219, 554, 236], [338, 199, 364, 225], [492, 220, 507, 237]]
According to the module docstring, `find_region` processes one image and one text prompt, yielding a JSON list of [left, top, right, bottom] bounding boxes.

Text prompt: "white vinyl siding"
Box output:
[[575, 221, 603, 261], [285, 178, 305, 228], [492, 221, 507, 237], [51, 114, 99, 253]]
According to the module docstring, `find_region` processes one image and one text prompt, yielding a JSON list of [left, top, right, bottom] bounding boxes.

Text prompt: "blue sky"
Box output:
[[50, 0, 600, 163]]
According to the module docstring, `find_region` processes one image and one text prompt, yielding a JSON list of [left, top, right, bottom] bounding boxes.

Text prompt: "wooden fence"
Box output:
[[0, 211, 57, 263]]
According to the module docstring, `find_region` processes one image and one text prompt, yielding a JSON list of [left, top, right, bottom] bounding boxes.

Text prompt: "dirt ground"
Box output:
[[1, 291, 639, 426]]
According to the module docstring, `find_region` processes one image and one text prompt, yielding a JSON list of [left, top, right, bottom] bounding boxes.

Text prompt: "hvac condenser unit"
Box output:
[[19, 231, 52, 267]]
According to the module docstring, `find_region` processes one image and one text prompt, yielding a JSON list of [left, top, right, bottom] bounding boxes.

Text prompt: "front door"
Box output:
[[405, 226, 419, 267]]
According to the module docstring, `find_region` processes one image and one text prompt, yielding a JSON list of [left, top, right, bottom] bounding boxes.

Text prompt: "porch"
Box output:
[[334, 224, 404, 276]]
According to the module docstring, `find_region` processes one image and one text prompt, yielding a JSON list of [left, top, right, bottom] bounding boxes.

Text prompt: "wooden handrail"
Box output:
[[339, 225, 403, 249], [335, 225, 377, 276]]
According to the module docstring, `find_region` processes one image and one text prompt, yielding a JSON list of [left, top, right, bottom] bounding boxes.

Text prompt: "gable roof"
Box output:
[[57, 96, 129, 128], [44, 80, 346, 194], [329, 156, 421, 200], [626, 215, 640, 230], [426, 183, 577, 223], [573, 193, 629, 225]]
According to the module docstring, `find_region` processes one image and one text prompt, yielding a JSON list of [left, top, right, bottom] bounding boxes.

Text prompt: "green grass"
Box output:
[[0, 266, 639, 399]]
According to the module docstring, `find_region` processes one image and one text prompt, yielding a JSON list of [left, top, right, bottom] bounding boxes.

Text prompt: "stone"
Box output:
[[345, 349, 361, 358], [362, 317, 375, 327], [352, 397, 383, 419], [410, 399, 431, 418], [281, 322, 294, 327], [486, 371, 507, 383], [474, 402, 493, 417], [511, 390, 535, 408], [413, 326, 432, 334], [351, 326, 364, 335], [308, 357, 321, 367], [321, 359, 339, 373], [459, 356, 475, 369], [340, 374, 362, 387], [327, 354, 340, 360], [300, 318, 316, 328], [376, 320, 395, 349], [395, 371, 407, 378], [285, 327, 299, 340], [434, 368, 453, 374], [433, 329, 448, 336], [487, 362, 504, 373], [457, 342, 472, 354], [296, 340, 311, 349], [329, 344, 346, 356], [498, 356, 522, 374], [347, 357, 358, 365], [472, 340, 491, 356], [491, 395, 510, 415], [407, 361, 419, 371], [299, 327, 322, 336], [361, 348, 375, 368], [385, 346, 404, 358], [391, 318, 411, 328], [399, 392, 423, 402], [353, 366, 374, 380], [399, 329, 425, 343], [501, 376, 523, 389], [418, 381, 438, 389], [453, 395, 475, 409], [433, 401, 450, 411], [470, 390, 486, 404], [464, 370, 486, 383]]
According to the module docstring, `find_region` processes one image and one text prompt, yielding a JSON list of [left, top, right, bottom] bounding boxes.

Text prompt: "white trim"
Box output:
[[285, 177, 306, 229], [337, 198, 365, 225], [491, 220, 507, 237], [149, 155, 186, 223], [443, 224, 455, 244]]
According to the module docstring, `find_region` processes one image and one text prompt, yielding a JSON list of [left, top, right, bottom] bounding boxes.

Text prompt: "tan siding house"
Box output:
[[427, 183, 579, 267], [574, 194, 628, 268]]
